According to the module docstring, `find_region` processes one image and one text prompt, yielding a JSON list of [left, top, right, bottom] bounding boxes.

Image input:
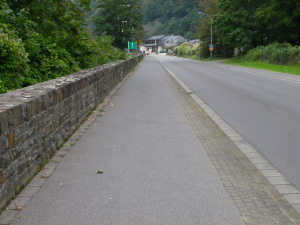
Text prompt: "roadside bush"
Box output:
[[93, 36, 127, 65], [198, 41, 210, 59], [0, 25, 29, 93], [174, 42, 198, 56], [23, 32, 80, 86], [0, 0, 127, 94], [243, 43, 300, 65], [0, 2, 28, 93]]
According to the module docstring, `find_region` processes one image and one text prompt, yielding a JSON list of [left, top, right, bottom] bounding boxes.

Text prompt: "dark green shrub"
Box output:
[[23, 32, 80, 86], [199, 41, 210, 59], [87, 36, 127, 67]]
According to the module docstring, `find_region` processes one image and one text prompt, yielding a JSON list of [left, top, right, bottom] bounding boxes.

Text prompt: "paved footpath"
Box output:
[[2, 56, 300, 225]]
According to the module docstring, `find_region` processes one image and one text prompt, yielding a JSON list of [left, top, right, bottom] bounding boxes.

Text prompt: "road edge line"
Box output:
[[218, 64, 300, 84], [155, 56, 300, 214]]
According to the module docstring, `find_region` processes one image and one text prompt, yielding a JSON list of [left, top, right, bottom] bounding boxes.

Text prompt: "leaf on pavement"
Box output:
[[97, 170, 104, 174]]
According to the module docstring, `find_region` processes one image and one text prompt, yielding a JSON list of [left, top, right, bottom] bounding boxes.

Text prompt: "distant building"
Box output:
[[161, 35, 186, 48], [189, 39, 201, 47], [143, 35, 185, 53]]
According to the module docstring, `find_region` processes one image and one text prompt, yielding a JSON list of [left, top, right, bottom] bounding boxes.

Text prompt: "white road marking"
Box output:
[[155, 56, 300, 213], [163, 55, 300, 85], [213, 64, 300, 85]]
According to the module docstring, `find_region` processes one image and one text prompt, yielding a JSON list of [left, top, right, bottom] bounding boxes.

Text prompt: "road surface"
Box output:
[[157, 55, 300, 190]]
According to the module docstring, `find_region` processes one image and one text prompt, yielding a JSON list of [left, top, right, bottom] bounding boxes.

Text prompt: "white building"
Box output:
[[143, 35, 185, 53]]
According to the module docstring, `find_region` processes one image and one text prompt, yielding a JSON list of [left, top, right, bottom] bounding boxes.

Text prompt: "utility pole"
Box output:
[[198, 11, 213, 59], [210, 23, 213, 59]]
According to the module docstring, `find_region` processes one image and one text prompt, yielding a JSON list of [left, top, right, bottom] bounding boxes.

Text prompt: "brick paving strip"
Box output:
[[158, 59, 300, 225], [0, 69, 134, 225]]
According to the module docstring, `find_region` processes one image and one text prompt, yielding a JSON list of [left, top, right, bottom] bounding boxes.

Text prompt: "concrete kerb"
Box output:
[[0, 61, 142, 225], [155, 56, 300, 214]]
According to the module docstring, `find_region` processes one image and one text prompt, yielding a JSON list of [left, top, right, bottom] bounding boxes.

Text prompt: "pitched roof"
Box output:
[[147, 35, 166, 41], [161, 35, 184, 41]]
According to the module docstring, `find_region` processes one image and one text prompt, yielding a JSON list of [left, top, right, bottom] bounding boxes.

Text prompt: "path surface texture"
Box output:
[[4, 56, 300, 225]]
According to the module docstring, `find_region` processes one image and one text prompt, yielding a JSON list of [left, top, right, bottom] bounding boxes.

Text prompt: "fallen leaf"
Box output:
[[241, 216, 248, 222], [97, 170, 104, 174]]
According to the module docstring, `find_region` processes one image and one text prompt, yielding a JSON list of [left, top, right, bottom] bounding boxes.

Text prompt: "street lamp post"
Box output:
[[210, 22, 213, 59], [198, 11, 213, 59]]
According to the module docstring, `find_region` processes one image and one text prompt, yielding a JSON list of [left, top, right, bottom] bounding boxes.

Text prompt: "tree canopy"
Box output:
[[198, 0, 300, 56], [92, 0, 143, 48]]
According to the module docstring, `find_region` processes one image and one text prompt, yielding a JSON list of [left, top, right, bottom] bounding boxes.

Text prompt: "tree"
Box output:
[[255, 0, 300, 45], [93, 0, 143, 48], [213, 0, 265, 54], [197, 0, 221, 57], [203, 0, 300, 57], [0, 0, 126, 93], [0, 0, 29, 92]]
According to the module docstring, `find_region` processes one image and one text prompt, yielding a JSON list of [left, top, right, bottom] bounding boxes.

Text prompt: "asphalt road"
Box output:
[[11, 56, 243, 225], [157, 55, 300, 190]]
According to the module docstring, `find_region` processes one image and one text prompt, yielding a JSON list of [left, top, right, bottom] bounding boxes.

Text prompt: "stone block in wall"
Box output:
[[0, 110, 8, 136]]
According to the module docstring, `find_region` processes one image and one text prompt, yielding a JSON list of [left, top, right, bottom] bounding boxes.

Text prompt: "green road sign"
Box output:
[[129, 42, 137, 50]]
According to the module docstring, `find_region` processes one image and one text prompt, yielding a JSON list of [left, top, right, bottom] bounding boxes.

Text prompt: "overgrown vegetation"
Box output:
[[0, 0, 127, 94], [173, 43, 199, 56], [243, 43, 300, 65]]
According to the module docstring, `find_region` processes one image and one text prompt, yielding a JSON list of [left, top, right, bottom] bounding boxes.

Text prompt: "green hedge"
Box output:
[[243, 43, 300, 65], [173, 43, 199, 56]]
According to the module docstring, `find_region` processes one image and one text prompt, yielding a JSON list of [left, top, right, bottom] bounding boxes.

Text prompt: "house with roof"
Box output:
[[162, 35, 186, 48], [143, 35, 185, 53]]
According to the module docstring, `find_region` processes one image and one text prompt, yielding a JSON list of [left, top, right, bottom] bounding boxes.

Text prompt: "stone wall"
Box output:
[[0, 55, 143, 210]]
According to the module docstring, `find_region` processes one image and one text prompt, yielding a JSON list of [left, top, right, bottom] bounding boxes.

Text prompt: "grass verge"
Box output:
[[179, 55, 227, 62], [227, 60, 300, 75], [176, 55, 300, 75]]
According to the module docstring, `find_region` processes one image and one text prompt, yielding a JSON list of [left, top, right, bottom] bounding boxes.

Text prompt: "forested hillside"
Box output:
[[142, 0, 200, 39]]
